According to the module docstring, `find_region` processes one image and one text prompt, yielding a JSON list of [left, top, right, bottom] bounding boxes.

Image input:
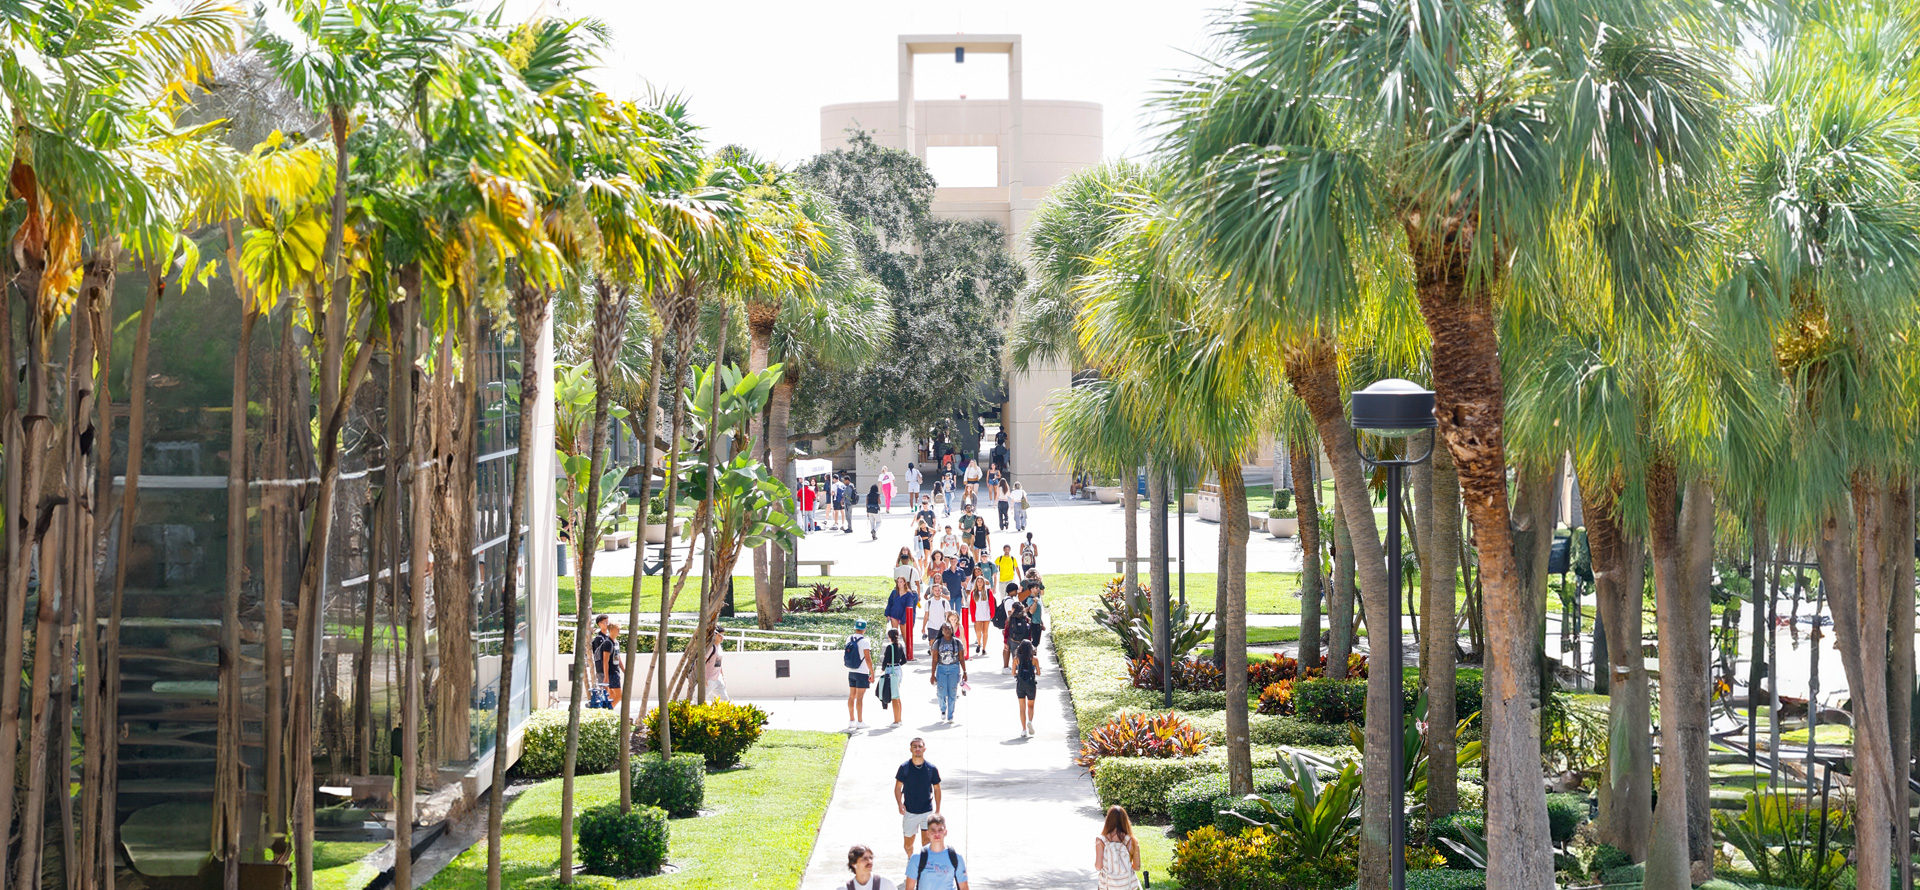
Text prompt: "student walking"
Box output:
[[866, 484, 883, 540], [1010, 481, 1028, 530], [1019, 532, 1038, 577], [833, 475, 851, 532], [798, 481, 817, 532], [1094, 806, 1144, 890], [970, 579, 995, 657], [844, 620, 874, 731], [894, 738, 942, 857], [1013, 636, 1041, 737], [922, 586, 956, 654], [591, 615, 623, 707], [907, 462, 923, 502], [704, 627, 728, 701], [1001, 601, 1030, 671], [876, 627, 908, 726], [930, 623, 968, 722], [994, 546, 1018, 595], [994, 475, 1011, 530], [844, 845, 896, 890], [903, 815, 969, 890], [880, 466, 896, 512], [884, 565, 919, 663]]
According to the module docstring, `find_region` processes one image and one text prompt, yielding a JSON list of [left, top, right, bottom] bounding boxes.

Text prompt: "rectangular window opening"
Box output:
[[926, 146, 999, 188]]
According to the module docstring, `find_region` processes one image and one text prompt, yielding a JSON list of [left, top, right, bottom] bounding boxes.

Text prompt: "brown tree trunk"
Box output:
[[1292, 435, 1325, 672], [1509, 463, 1559, 750], [767, 378, 796, 607], [746, 308, 779, 624], [489, 280, 549, 890], [649, 278, 701, 760], [1587, 483, 1652, 860], [1330, 496, 1356, 678], [1425, 442, 1462, 820], [1124, 468, 1140, 598], [1219, 461, 1253, 796], [432, 295, 479, 763], [1647, 463, 1714, 887], [76, 245, 116, 889], [1410, 244, 1552, 890], [1886, 481, 1914, 890], [620, 332, 664, 810], [684, 308, 732, 701], [219, 308, 256, 885], [1821, 481, 1897, 890], [397, 295, 428, 890], [1285, 340, 1397, 890], [1148, 460, 1171, 679]]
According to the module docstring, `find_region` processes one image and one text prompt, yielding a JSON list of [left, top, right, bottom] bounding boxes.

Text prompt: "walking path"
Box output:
[[748, 624, 1103, 889]]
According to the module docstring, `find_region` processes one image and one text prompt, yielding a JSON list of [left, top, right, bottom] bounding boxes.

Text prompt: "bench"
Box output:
[[796, 559, 837, 576], [1108, 556, 1182, 571], [600, 531, 635, 551]]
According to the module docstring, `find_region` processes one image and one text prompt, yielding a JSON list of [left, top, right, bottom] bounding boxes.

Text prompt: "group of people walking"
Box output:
[[842, 492, 1047, 735], [834, 737, 1145, 890], [798, 453, 1031, 545]]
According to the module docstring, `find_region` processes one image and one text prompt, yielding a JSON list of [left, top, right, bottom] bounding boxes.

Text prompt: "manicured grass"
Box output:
[[313, 841, 383, 890], [421, 729, 845, 890], [1137, 827, 1185, 889], [560, 574, 896, 618], [1148, 572, 1304, 614]]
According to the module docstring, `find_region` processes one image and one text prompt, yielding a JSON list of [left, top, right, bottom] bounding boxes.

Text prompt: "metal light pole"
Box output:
[[1351, 379, 1436, 890]]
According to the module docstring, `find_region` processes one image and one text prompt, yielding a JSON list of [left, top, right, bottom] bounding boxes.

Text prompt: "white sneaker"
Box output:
[[854, 721, 869, 729], [1026, 721, 1034, 736]]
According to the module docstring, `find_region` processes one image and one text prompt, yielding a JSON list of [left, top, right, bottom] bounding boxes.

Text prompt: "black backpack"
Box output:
[[991, 597, 1007, 629], [913, 848, 960, 883]]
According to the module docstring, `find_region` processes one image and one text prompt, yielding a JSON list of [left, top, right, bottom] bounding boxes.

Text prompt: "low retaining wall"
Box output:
[[646, 649, 850, 698]]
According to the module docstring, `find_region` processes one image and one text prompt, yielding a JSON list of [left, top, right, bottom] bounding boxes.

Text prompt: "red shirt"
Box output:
[[799, 485, 816, 510]]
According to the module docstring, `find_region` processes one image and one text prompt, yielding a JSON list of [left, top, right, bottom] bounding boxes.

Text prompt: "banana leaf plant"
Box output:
[[1349, 694, 1483, 803], [1230, 750, 1363, 864]]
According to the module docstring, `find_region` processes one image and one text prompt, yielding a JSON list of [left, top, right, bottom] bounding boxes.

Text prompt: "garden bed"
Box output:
[[422, 729, 844, 890]]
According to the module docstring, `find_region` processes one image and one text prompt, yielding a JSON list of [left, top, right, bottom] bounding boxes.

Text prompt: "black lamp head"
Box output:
[[1350, 378, 1436, 438]]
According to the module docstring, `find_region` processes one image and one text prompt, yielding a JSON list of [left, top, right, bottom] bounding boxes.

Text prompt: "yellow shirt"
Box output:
[[995, 555, 1019, 582]]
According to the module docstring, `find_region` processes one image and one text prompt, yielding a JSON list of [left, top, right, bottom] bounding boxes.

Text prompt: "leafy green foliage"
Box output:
[[1075, 712, 1211, 772], [1094, 576, 1215, 662], [785, 582, 860, 614], [642, 700, 769, 768], [1129, 656, 1227, 692], [1714, 791, 1854, 890], [1252, 715, 1352, 747], [679, 364, 802, 552], [1172, 825, 1282, 889], [1373, 870, 1489, 890], [1091, 757, 1222, 818], [1545, 793, 1589, 844], [1167, 768, 1301, 837], [513, 708, 621, 779], [793, 133, 1024, 449], [575, 803, 668, 877], [1350, 696, 1483, 801], [1253, 752, 1363, 880], [630, 753, 706, 817], [1430, 812, 1488, 869], [1295, 678, 1369, 725]]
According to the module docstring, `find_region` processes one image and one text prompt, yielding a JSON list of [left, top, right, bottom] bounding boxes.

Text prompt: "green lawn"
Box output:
[[421, 729, 844, 890], [559, 574, 897, 618], [313, 842, 384, 890]]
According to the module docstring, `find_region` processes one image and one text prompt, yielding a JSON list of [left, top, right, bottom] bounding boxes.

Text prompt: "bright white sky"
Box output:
[[507, 0, 1228, 169]]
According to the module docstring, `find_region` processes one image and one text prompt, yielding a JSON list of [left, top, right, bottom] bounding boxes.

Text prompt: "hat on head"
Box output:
[[854, 619, 868, 630]]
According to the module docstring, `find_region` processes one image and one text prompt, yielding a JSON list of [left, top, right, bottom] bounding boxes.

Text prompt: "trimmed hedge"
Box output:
[[1296, 678, 1369, 725], [1358, 870, 1487, 890], [1429, 811, 1487, 869], [631, 752, 706, 817], [1546, 792, 1589, 844], [1253, 715, 1355, 747], [576, 803, 669, 877], [514, 707, 622, 779], [1092, 757, 1221, 818], [1167, 768, 1297, 837], [1598, 864, 1645, 886]]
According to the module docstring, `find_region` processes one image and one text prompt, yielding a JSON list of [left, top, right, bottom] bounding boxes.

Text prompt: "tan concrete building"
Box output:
[[821, 34, 1101, 491]]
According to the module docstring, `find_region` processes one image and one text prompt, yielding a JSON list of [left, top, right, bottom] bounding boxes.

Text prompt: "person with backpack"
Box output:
[[831, 474, 849, 532], [1019, 532, 1039, 577], [843, 844, 895, 890], [941, 466, 958, 516], [1002, 601, 1031, 672], [844, 620, 874, 731], [991, 582, 1016, 659], [884, 563, 920, 663], [1093, 805, 1143, 889], [866, 484, 883, 540], [969, 577, 995, 657], [929, 623, 968, 723], [590, 615, 623, 707], [875, 627, 908, 726], [1010, 481, 1029, 531], [903, 814, 968, 890], [922, 585, 955, 654], [894, 738, 942, 857], [993, 472, 1011, 530], [1013, 636, 1041, 738], [969, 515, 989, 554]]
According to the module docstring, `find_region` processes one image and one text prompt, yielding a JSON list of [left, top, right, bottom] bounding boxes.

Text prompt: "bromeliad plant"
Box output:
[[1714, 791, 1854, 890], [785, 583, 861, 614], [1094, 577, 1215, 661], [1074, 712, 1211, 773]]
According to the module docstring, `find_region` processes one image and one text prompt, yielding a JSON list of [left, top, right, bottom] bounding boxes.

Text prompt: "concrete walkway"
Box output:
[[744, 628, 1105, 889]]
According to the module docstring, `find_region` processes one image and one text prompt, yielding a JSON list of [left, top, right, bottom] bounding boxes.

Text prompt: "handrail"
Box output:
[[555, 615, 841, 651]]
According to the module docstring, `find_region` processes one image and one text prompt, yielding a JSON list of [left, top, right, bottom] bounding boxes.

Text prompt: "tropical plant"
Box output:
[[1094, 578, 1215, 661], [1074, 712, 1212, 771], [1714, 792, 1854, 890], [1232, 753, 1364, 887]]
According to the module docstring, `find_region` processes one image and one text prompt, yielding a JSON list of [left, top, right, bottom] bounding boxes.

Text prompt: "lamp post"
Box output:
[[1350, 378, 1436, 890]]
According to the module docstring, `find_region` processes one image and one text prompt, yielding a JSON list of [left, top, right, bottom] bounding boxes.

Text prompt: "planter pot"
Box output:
[[1096, 487, 1121, 504], [1267, 516, 1299, 538], [643, 521, 684, 545]]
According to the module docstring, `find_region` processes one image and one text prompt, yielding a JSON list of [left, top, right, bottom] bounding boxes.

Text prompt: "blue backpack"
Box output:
[[843, 635, 865, 670]]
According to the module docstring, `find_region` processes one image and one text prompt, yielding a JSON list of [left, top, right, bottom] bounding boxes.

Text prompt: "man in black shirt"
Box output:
[[894, 737, 942, 856]]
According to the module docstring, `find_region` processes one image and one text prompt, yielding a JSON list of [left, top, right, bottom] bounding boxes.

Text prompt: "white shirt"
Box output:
[[965, 464, 981, 482], [939, 534, 960, 556], [924, 597, 954, 632], [907, 466, 921, 486], [1011, 488, 1027, 504], [849, 877, 895, 890], [893, 564, 921, 589], [850, 634, 872, 672]]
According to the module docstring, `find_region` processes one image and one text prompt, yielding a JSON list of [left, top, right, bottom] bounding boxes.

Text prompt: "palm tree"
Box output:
[[1160, 4, 1725, 883]]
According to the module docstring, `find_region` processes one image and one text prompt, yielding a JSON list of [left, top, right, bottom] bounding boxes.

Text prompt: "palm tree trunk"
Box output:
[[1148, 460, 1171, 684], [219, 308, 256, 885], [1330, 497, 1356, 677], [1646, 463, 1714, 887], [1291, 436, 1324, 673], [489, 281, 550, 890], [396, 298, 427, 890], [1587, 483, 1652, 860], [1820, 480, 1898, 890], [1424, 442, 1461, 820], [1885, 482, 1913, 890], [432, 300, 480, 764], [1411, 266, 1552, 890], [1219, 461, 1253, 796], [1284, 339, 1399, 890], [1509, 464, 1559, 744], [620, 332, 664, 811], [1124, 469, 1139, 599], [266, 316, 296, 847], [768, 379, 795, 599], [76, 246, 117, 889], [747, 312, 778, 625], [652, 288, 699, 760]]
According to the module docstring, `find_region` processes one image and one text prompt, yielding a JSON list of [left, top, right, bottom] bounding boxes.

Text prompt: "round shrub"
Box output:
[[1545, 792, 1589, 844], [1169, 768, 1301, 837], [576, 803, 668, 877], [1295, 678, 1369, 725], [631, 752, 706, 817], [643, 700, 769, 768], [1168, 773, 1234, 837], [1590, 843, 1632, 876], [1258, 680, 1296, 715], [514, 707, 622, 779], [1429, 810, 1487, 869], [1598, 864, 1645, 886]]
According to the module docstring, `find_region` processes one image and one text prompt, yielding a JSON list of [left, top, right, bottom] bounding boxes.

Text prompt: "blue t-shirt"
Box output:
[[907, 848, 968, 890], [941, 569, 966, 604], [895, 759, 940, 814]]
